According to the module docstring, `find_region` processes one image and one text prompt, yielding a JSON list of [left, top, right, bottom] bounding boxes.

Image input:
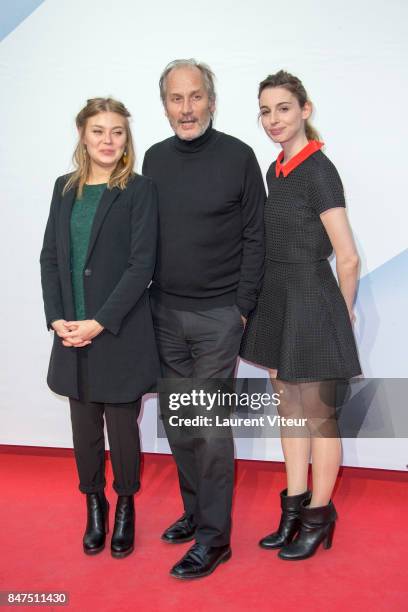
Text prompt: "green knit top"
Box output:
[[70, 183, 106, 320]]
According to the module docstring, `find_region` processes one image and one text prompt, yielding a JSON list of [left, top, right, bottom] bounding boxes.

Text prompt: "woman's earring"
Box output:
[[122, 150, 128, 163]]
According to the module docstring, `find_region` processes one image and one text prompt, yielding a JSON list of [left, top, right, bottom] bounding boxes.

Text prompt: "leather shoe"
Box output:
[[259, 488, 311, 549], [170, 543, 231, 579], [111, 495, 135, 558], [161, 513, 196, 544], [278, 499, 337, 560], [83, 492, 109, 555]]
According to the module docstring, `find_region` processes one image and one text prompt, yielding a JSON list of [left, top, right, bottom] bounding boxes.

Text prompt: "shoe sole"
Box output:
[[170, 549, 232, 580], [259, 541, 287, 550], [161, 533, 196, 544], [278, 553, 316, 561], [278, 551, 332, 561], [83, 544, 105, 555], [278, 546, 332, 561], [111, 545, 134, 559]]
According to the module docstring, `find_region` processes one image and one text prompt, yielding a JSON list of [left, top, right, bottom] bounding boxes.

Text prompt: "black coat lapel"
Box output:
[[59, 186, 75, 264], [84, 186, 121, 266]]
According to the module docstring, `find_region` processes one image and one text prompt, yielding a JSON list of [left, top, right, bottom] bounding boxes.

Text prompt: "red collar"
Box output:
[[275, 140, 324, 177]]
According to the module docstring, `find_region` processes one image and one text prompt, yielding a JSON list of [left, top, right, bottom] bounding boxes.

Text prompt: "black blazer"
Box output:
[[40, 173, 160, 403]]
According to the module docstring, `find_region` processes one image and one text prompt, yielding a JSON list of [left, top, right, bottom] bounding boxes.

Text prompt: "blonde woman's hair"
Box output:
[[258, 70, 320, 142], [63, 97, 135, 197]]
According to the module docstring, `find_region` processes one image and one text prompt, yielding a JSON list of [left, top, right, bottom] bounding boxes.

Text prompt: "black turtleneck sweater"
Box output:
[[142, 124, 265, 316]]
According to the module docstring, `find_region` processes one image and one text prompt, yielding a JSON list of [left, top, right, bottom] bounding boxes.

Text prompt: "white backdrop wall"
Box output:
[[1, 0, 407, 470]]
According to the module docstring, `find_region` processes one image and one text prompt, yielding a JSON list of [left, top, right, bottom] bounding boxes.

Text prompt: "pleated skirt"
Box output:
[[240, 260, 361, 382]]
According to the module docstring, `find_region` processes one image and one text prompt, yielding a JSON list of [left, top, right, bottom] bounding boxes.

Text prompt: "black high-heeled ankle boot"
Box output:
[[259, 489, 312, 549], [83, 492, 109, 555], [111, 495, 135, 558], [278, 499, 337, 560]]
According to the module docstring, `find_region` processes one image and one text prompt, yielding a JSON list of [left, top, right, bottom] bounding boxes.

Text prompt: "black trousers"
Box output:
[[151, 297, 244, 547], [69, 349, 142, 496]]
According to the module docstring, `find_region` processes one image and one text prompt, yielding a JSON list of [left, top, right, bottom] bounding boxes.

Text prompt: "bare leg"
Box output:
[[310, 437, 342, 507], [269, 370, 310, 496], [299, 381, 341, 508]]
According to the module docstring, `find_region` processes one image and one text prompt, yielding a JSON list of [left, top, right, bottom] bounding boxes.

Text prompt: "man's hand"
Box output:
[[52, 319, 104, 347], [241, 315, 247, 328]]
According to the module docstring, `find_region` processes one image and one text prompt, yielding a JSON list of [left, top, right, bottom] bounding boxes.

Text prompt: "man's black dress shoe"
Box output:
[[170, 543, 231, 579], [161, 513, 196, 543]]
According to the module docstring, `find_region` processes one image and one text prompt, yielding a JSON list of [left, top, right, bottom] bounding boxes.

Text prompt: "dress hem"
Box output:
[[239, 355, 362, 382]]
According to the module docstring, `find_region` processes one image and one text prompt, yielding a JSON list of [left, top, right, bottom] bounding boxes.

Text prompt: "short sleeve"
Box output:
[[309, 157, 346, 215]]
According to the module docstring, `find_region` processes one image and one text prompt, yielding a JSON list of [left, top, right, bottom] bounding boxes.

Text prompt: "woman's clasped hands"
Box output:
[[52, 319, 104, 347]]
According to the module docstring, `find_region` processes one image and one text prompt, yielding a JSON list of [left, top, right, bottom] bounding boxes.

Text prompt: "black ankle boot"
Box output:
[[83, 492, 109, 555], [278, 499, 337, 560], [111, 495, 135, 558], [259, 489, 311, 549]]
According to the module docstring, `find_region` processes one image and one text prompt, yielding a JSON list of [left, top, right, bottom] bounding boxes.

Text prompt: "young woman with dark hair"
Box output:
[[241, 71, 361, 560]]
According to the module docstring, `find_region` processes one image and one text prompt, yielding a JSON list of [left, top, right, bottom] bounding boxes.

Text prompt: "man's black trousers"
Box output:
[[151, 296, 244, 547]]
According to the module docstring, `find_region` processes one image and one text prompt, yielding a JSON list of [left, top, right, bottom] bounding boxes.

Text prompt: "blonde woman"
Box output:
[[40, 98, 159, 558]]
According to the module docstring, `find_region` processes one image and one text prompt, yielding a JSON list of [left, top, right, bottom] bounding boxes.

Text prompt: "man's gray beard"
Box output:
[[173, 114, 212, 141]]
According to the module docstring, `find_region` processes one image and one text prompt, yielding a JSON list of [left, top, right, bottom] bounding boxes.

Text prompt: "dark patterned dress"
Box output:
[[240, 141, 361, 382]]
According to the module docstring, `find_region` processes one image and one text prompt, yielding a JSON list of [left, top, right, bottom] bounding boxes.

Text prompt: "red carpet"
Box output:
[[0, 447, 407, 612]]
